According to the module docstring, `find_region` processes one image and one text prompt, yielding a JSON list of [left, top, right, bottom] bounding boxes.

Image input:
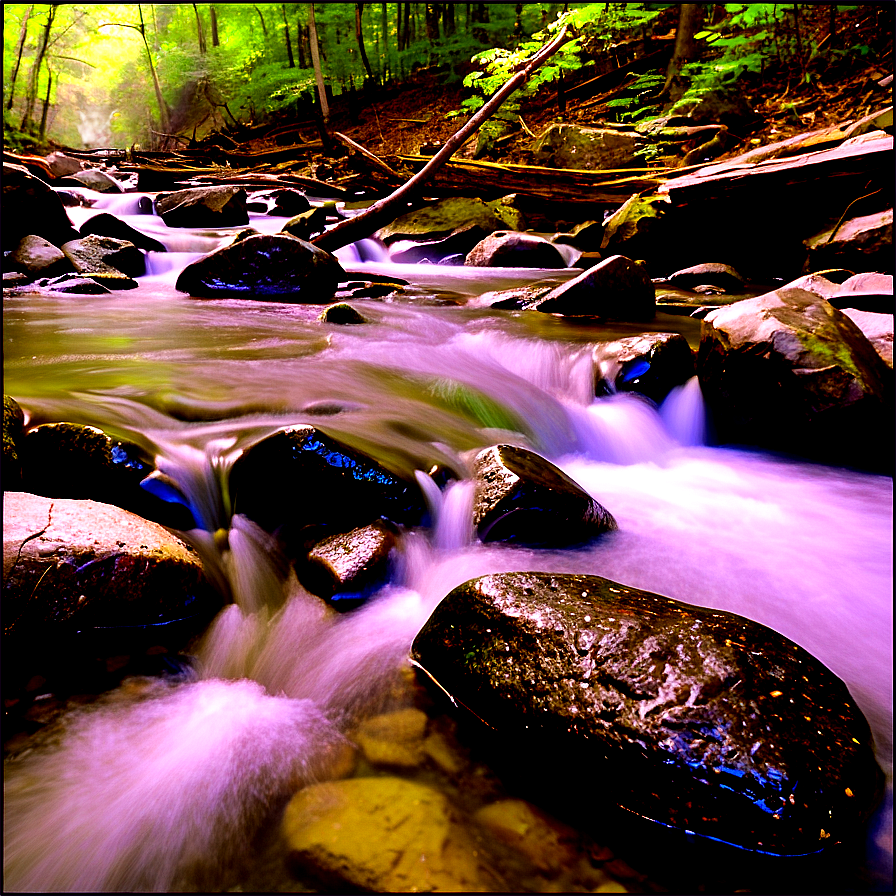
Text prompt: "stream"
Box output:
[[3, 188, 892, 893]]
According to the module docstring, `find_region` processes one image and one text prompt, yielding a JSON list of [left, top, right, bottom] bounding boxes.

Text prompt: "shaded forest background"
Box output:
[[3, 3, 893, 166]]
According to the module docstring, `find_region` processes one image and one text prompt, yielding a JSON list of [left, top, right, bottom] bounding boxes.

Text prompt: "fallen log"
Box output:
[[312, 26, 572, 253]]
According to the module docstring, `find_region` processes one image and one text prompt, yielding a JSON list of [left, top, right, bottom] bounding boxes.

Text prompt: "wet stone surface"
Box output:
[[410, 571, 884, 858]]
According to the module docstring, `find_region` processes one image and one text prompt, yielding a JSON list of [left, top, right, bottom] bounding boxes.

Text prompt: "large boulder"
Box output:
[[79, 212, 167, 253], [464, 231, 568, 268], [697, 287, 894, 470], [471, 444, 616, 546], [58, 168, 125, 193], [154, 186, 249, 228], [376, 196, 524, 245], [533, 255, 655, 320], [227, 425, 426, 536], [662, 262, 746, 293], [61, 234, 144, 283], [175, 233, 345, 302], [9, 235, 72, 279], [410, 571, 884, 857], [804, 209, 893, 274], [593, 333, 696, 404], [20, 422, 196, 530], [282, 777, 505, 892], [246, 187, 311, 216], [2, 492, 217, 638], [2, 163, 80, 250], [599, 194, 672, 267], [840, 309, 893, 368], [529, 124, 644, 170]]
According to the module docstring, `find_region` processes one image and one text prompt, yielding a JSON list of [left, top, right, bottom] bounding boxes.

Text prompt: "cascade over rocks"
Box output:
[[697, 286, 894, 471], [410, 571, 884, 857], [471, 444, 616, 546], [593, 333, 696, 404], [20, 422, 196, 530], [464, 231, 568, 268], [2, 164, 80, 251], [389, 223, 491, 264], [533, 254, 655, 320], [2, 492, 217, 639], [227, 424, 426, 536], [154, 186, 249, 228], [175, 233, 345, 302]]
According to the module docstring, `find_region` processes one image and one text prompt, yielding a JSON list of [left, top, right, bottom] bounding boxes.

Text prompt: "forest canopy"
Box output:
[[3, 3, 890, 153]]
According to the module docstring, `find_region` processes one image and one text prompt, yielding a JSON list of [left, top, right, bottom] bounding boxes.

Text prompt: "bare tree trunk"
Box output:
[[38, 68, 52, 141], [21, 4, 57, 133], [193, 3, 208, 53], [309, 4, 329, 121], [210, 5, 220, 47], [425, 3, 440, 44], [296, 19, 307, 68], [313, 26, 570, 253], [282, 4, 295, 67], [659, 3, 704, 99], [356, 4, 374, 82], [7, 4, 34, 112], [443, 1, 454, 36], [381, 2, 389, 79]]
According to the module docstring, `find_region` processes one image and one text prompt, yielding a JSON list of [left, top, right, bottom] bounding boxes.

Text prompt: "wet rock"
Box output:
[[2, 271, 33, 287], [228, 425, 425, 535], [476, 284, 552, 310], [410, 571, 884, 857], [389, 223, 491, 264], [351, 706, 428, 769], [175, 233, 345, 303], [428, 380, 524, 432], [32, 273, 112, 295], [600, 194, 672, 264], [662, 263, 746, 293], [465, 231, 568, 269], [827, 271, 894, 314], [376, 196, 524, 245], [473, 799, 580, 877], [317, 302, 368, 324], [551, 220, 605, 252], [61, 234, 144, 281], [79, 212, 167, 253], [297, 519, 398, 606], [3, 395, 26, 490], [533, 255, 655, 320], [2, 163, 80, 251], [283, 777, 505, 891], [20, 422, 195, 529], [697, 287, 893, 471], [2, 491, 217, 638], [245, 188, 310, 216], [840, 309, 894, 368], [10, 235, 72, 278], [593, 333, 696, 404], [529, 124, 644, 170], [59, 168, 125, 193], [280, 206, 329, 240], [471, 444, 616, 546], [44, 151, 85, 178], [154, 186, 249, 228], [804, 209, 893, 274]]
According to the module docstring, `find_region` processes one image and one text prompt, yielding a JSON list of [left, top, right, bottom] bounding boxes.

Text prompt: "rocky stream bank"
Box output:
[[2, 103, 893, 893]]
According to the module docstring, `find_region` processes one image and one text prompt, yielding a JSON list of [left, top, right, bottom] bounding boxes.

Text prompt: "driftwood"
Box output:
[[312, 26, 572, 253]]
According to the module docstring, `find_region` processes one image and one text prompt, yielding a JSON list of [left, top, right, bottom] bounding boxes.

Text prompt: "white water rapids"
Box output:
[[3, 189, 892, 892]]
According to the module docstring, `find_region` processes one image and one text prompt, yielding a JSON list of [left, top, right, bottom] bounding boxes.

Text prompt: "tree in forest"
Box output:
[[309, 3, 329, 121], [6, 4, 34, 112], [659, 3, 705, 99], [355, 3, 374, 84]]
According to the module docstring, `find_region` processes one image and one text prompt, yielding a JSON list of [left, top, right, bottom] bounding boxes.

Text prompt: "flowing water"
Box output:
[[3, 190, 892, 892]]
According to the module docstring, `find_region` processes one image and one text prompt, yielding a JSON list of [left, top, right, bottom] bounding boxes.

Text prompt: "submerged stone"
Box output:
[[410, 571, 884, 857], [317, 302, 368, 324], [227, 424, 425, 535], [471, 444, 616, 546], [175, 233, 345, 302], [593, 333, 696, 404]]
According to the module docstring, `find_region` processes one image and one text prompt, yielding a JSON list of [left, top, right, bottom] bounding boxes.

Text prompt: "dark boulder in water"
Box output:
[[593, 333, 696, 404], [228, 425, 426, 535], [79, 212, 167, 253], [297, 519, 398, 608], [155, 185, 248, 228], [471, 444, 616, 546], [464, 231, 568, 269], [20, 422, 196, 530], [410, 571, 884, 857], [3, 396, 26, 490], [175, 233, 345, 303], [2, 163, 80, 251]]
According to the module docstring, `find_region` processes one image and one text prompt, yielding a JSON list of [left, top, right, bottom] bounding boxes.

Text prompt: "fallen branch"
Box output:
[[312, 25, 571, 253]]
